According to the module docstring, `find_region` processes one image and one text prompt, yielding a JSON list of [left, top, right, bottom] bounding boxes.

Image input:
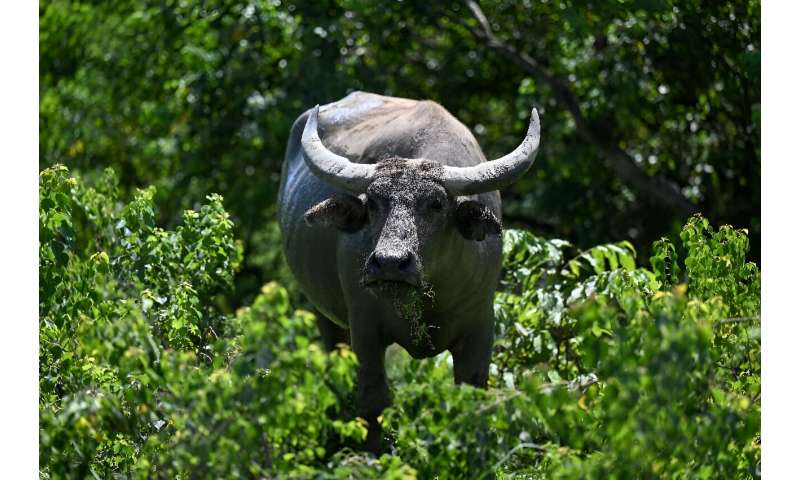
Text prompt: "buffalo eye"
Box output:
[[421, 197, 444, 214], [454, 199, 502, 241]]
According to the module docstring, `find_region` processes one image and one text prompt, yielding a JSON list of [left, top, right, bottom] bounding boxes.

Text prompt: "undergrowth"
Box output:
[[39, 166, 760, 478]]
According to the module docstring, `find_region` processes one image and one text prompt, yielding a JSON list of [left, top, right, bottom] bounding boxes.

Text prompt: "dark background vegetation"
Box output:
[[40, 0, 760, 310]]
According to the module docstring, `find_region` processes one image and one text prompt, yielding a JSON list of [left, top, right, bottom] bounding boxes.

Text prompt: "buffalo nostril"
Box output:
[[398, 252, 414, 272], [369, 249, 416, 275], [366, 253, 381, 273]]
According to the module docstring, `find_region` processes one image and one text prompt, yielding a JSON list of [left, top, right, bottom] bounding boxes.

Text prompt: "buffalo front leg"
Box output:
[[451, 319, 494, 387], [315, 312, 351, 351], [351, 331, 390, 453]]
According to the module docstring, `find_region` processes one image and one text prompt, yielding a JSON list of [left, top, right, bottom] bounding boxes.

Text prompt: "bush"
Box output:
[[39, 166, 385, 478], [39, 166, 759, 478], [379, 216, 759, 479]]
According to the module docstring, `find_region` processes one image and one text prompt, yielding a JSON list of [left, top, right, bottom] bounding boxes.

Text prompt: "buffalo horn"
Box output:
[[301, 105, 376, 193], [442, 108, 541, 195]]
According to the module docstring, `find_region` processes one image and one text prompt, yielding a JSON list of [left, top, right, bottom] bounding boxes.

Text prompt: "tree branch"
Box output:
[[485, 442, 548, 479], [462, 1, 699, 216], [714, 315, 760, 326]]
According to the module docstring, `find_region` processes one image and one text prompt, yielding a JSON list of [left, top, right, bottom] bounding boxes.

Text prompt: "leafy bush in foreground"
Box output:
[[39, 166, 380, 478], [383, 216, 759, 479], [40, 166, 759, 478]]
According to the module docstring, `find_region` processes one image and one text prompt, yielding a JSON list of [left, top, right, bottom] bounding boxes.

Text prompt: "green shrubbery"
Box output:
[[39, 166, 370, 478], [40, 166, 759, 478]]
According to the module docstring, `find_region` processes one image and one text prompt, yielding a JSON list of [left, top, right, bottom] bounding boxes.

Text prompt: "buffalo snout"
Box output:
[[364, 249, 421, 287]]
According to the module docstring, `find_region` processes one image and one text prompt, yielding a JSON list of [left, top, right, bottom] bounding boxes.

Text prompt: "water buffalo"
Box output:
[[278, 91, 540, 451]]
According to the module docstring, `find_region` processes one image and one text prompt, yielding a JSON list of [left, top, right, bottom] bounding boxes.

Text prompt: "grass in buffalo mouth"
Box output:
[[393, 283, 436, 349], [360, 278, 437, 348]]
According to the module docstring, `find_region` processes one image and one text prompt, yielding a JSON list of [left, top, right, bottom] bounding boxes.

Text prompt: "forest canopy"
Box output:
[[39, 1, 761, 478]]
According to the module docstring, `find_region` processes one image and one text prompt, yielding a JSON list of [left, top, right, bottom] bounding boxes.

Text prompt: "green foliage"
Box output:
[[40, 166, 759, 478], [380, 218, 759, 479], [40, 2, 761, 476], [39, 167, 380, 478]]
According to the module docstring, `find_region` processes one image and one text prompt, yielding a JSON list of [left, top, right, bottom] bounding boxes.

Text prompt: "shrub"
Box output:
[[40, 165, 759, 478], [39, 166, 390, 478], [382, 217, 760, 478]]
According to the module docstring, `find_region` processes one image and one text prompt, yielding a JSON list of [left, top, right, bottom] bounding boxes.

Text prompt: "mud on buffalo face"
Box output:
[[304, 158, 501, 289]]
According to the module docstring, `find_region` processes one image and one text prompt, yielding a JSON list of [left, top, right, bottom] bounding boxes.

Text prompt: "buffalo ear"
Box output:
[[454, 199, 502, 241], [304, 193, 367, 233]]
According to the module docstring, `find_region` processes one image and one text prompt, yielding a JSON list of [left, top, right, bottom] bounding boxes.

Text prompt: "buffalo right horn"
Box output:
[[442, 108, 541, 195], [301, 105, 376, 193]]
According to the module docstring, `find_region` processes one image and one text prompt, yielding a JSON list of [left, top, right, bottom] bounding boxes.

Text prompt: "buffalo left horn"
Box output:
[[442, 108, 541, 195], [301, 105, 377, 193]]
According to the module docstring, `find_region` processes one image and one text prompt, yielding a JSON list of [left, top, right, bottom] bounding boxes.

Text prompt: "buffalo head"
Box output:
[[300, 105, 541, 290]]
